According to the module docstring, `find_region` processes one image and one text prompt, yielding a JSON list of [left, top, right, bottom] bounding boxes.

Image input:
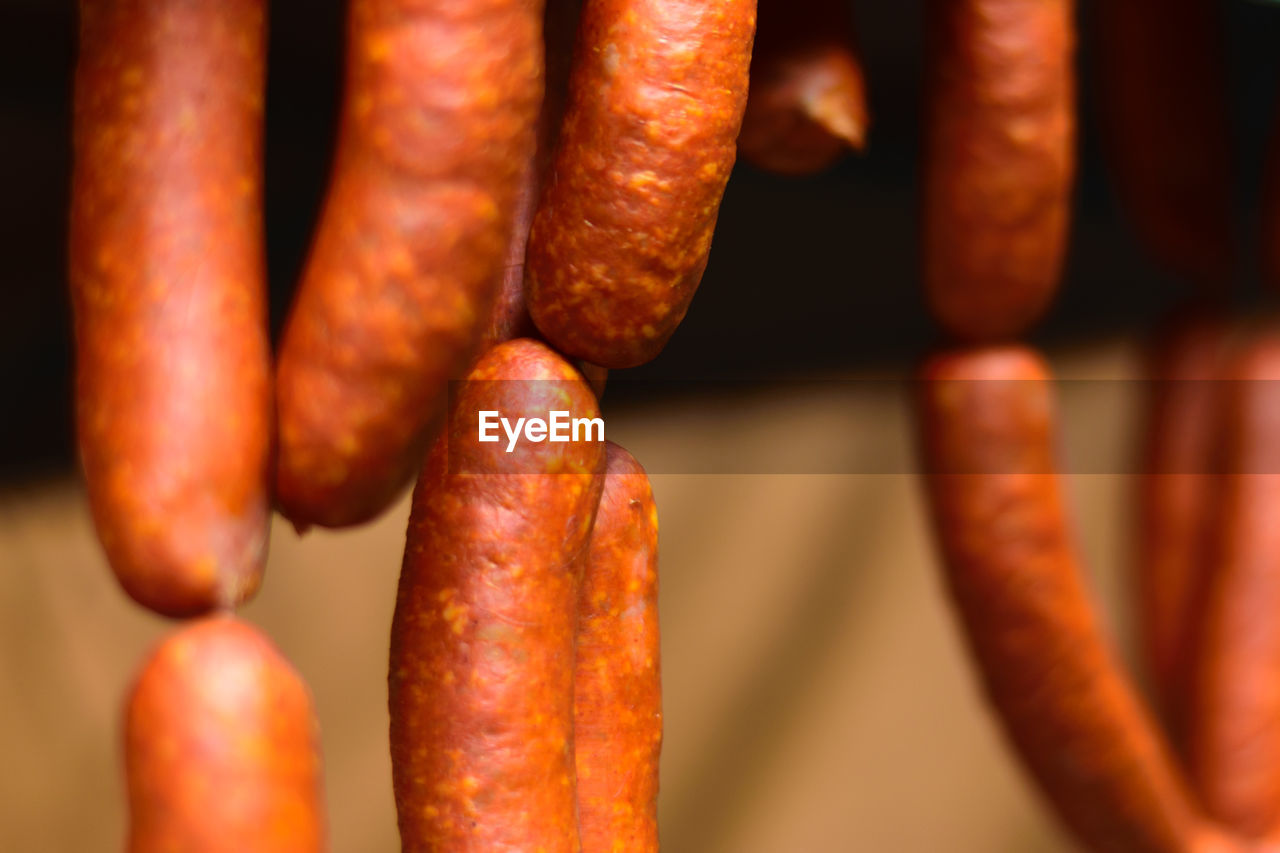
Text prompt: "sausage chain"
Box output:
[[915, 0, 1280, 850]]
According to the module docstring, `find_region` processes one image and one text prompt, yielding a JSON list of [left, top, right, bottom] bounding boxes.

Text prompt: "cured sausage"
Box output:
[[389, 338, 606, 851], [525, 0, 756, 368], [125, 617, 327, 852], [1095, 0, 1231, 287], [1189, 334, 1280, 839], [274, 0, 544, 528], [737, 0, 869, 176], [69, 0, 272, 616], [1135, 313, 1234, 742], [917, 345, 1225, 853], [922, 0, 1075, 340], [575, 442, 661, 852]]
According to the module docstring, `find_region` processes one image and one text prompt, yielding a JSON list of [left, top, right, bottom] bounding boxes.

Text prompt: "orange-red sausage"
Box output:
[[575, 442, 661, 852], [389, 338, 606, 851], [274, 0, 544, 528], [917, 345, 1227, 853], [1189, 334, 1280, 839], [1135, 313, 1234, 743], [525, 0, 757, 368], [922, 0, 1075, 340], [1094, 0, 1231, 288], [737, 0, 869, 176], [69, 0, 272, 616], [125, 617, 327, 852]]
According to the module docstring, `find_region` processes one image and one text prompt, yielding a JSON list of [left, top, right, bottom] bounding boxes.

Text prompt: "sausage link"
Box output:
[[125, 616, 327, 852], [389, 338, 606, 851], [524, 0, 756, 368], [575, 442, 661, 852], [922, 0, 1075, 341], [69, 0, 272, 616], [737, 0, 869, 176], [274, 0, 544, 529], [1189, 335, 1280, 839], [1136, 313, 1234, 743], [1094, 0, 1231, 288], [917, 345, 1221, 853]]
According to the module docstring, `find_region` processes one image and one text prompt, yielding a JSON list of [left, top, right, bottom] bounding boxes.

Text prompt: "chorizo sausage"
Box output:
[[917, 345, 1224, 853], [1135, 312, 1234, 743], [1094, 0, 1232, 288], [1189, 334, 1280, 839], [388, 338, 606, 851], [69, 0, 272, 616], [524, 0, 756, 368], [737, 0, 869, 176], [125, 616, 327, 852], [922, 0, 1075, 340], [575, 442, 661, 852], [274, 0, 544, 528]]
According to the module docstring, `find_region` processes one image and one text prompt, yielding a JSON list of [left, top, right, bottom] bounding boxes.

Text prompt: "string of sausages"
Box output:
[[70, 0, 749, 848], [917, 0, 1280, 851], [65, 0, 1280, 850]]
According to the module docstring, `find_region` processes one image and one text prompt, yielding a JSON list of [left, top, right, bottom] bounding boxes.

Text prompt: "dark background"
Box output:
[[4, 0, 1280, 475]]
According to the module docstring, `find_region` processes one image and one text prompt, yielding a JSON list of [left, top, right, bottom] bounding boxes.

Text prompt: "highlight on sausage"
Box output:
[[69, 0, 272, 616], [125, 616, 327, 852], [575, 441, 661, 852], [388, 338, 606, 851], [921, 0, 1075, 340], [737, 0, 869, 176], [274, 0, 545, 529], [525, 0, 757, 368], [917, 345, 1226, 853]]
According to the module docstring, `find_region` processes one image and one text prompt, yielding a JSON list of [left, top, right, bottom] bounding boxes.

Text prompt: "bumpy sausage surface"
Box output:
[[1190, 335, 1280, 839], [274, 0, 544, 528], [389, 338, 606, 851], [525, 0, 756, 368], [575, 442, 661, 852], [1095, 0, 1231, 288], [922, 0, 1075, 340], [1136, 313, 1234, 743], [69, 0, 272, 616], [125, 617, 327, 852], [918, 345, 1226, 853], [737, 0, 869, 176]]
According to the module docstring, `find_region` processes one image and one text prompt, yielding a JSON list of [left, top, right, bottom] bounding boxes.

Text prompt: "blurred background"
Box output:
[[4, 0, 1280, 849]]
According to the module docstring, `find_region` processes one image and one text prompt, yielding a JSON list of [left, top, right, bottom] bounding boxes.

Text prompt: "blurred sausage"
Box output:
[[125, 616, 327, 852], [274, 0, 544, 528], [738, 0, 869, 176], [922, 0, 1075, 340], [918, 345, 1225, 853], [69, 0, 272, 616]]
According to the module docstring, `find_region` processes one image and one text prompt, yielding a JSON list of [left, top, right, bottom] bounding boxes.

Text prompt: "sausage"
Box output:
[[274, 0, 544, 529], [575, 442, 661, 852], [1135, 312, 1234, 743], [922, 0, 1075, 341], [1189, 334, 1280, 839], [388, 338, 606, 851], [1094, 0, 1231, 288], [69, 0, 272, 616], [737, 0, 869, 176], [917, 345, 1224, 853], [524, 0, 757, 368], [125, 616, 327, 852]]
